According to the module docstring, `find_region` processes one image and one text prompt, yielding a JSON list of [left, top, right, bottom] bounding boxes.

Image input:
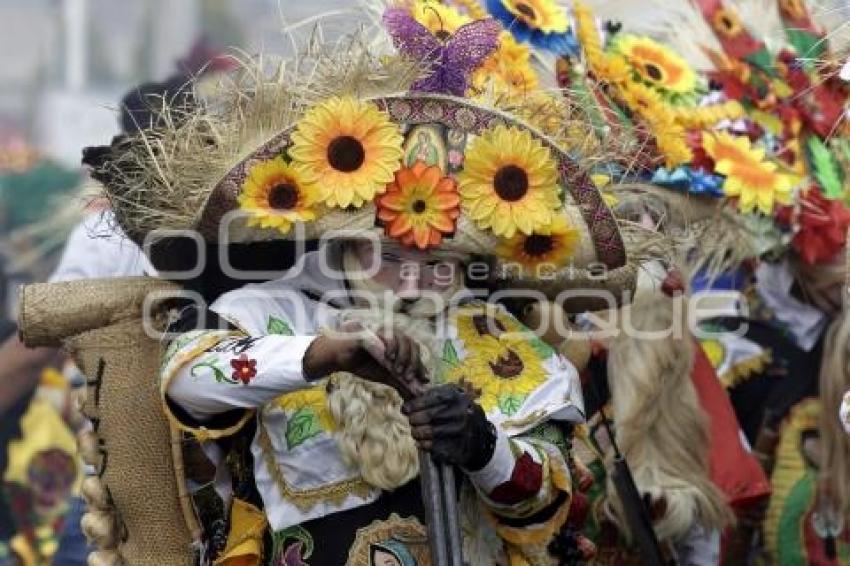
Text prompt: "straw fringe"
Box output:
[[96, 32, 423, 244]]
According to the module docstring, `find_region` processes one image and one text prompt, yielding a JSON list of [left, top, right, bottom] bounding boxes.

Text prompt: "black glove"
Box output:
[[402, 384, 497, 470]]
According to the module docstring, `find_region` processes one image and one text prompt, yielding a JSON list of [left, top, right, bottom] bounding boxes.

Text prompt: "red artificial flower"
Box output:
[[688, 130, 715, 173], [230, 354, 257, 385], [792, 188, 850, 264]]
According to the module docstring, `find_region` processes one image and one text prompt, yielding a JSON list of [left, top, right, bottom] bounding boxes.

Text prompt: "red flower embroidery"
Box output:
[[230, 354, 257, 385]]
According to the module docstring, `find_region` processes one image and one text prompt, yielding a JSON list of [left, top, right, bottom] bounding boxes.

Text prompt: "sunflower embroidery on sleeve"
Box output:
[[445, 305, 548, 416]]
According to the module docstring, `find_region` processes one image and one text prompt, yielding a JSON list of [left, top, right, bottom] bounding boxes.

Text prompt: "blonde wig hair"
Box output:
[[326, 374, 419, 491], [818, 311, 850, 516], [323, 242, 467, 490], [606, 293, 733, 541]]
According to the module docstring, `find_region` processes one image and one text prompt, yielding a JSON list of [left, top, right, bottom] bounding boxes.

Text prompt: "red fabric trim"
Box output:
[[691, 342, 771, 508], [488, 452, 544, 505]]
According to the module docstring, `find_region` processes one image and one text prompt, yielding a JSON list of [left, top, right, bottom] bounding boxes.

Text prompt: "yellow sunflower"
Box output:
[[711, 7, 745, 38], [237, 158, 319, 234], [618, 81, 693, 167], [702, 131, 796, 214], [496, 214, 580, 274], [617, 78, 666, 117], [500, 0, 570, 35], [614, 35, 698, 94], [778, 0, 807, 20], [459, 125, 561, 238], [411, 0, 471, 37], [446, 305, 548, 414], [274, 385, 336, 432], [472, 32, 539, 100], [289, 96, 404, 209]]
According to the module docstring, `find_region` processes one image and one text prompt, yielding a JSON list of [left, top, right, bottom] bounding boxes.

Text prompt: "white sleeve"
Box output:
[[48, 211, 152, 282], [163, 331, 318, 421]]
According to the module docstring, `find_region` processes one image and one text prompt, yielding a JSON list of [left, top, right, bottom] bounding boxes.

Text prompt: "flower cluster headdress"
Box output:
[[87, 6, 648, 304], [557, 0, 850, 267]]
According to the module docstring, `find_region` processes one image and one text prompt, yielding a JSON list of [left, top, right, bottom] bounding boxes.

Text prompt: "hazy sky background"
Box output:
[[0, 0, 847, 164]]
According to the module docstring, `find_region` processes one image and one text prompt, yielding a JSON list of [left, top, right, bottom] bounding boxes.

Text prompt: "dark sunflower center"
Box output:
[[327, 135, 365, 173], [473, 314, 506, 337], [645, 63, 663, 82], [720, 15, 734, 30], [412, 199, 428, 214], [493, 165, 529, 202], [515, 2, 537, 20], [523, 234, 554, 257], [268, 183, 299, 210], [489, 349, 525, 379]]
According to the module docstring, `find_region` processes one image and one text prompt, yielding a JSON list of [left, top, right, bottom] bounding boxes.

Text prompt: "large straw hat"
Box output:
[[86, 37, 642, 305]]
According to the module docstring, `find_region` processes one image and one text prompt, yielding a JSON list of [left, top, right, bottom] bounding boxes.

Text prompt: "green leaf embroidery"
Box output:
[[529, 336, 555, 360], [190, 358, 237, 384], [161, 331, 204, 371], [497, 394, 525, 417], [441, 340, 460, 366], [267, 315, 295, 336], [807, 136, 845, 199], [285, 408, 322, 449], [526, 422, 568, 454], [271, 524, 314, 561]]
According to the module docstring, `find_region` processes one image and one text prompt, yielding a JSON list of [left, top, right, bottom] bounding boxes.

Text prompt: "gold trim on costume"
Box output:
[[158, 331, 254, 442], [345, 514, 430, 566], [256, 417, 374, 512], [719, 349, 773, 390]]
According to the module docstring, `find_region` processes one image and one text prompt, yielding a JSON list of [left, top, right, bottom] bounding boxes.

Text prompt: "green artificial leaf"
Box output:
[[285, 408, 322, 449], [744, 49, 777, 78], [497, 394, 525, 417], [190, 358, 236, 384], [807, 136, 845, 199], [441, 340, 460, 367], [267, 315, 295, 336], [570, 77, 612, 139], [784, 29, 825, 63]]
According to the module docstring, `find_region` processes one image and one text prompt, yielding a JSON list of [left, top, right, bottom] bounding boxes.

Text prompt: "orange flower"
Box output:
[[377, 161, 461, 249]]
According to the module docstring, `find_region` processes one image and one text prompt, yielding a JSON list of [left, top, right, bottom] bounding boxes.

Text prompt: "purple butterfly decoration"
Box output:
[[383, 8, 501, 97]]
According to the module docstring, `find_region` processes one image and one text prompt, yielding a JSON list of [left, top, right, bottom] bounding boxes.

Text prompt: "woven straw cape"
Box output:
[[19, 278, 198, 565]]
